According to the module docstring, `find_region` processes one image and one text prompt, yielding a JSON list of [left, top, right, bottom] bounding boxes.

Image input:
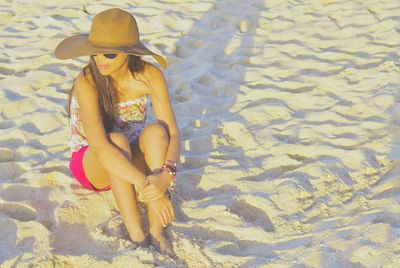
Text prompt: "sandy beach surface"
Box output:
[[1, 0, 400, 267]]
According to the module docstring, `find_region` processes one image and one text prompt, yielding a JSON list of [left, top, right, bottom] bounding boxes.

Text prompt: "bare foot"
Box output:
[[150, 233, 176, 258], [132, 236, 149, 248], [129, 231, 149, 247]]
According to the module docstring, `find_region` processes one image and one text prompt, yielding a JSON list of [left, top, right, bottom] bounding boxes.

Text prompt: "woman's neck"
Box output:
[[110, 58, 130, 88]]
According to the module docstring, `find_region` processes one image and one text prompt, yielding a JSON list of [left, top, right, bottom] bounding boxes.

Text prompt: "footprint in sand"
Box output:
[[0, 202, 37, 222], [101, 215, 128, 238], [0, 148, 14, 162], [0, 185, 37, 201], [0, 162, 26, 181], [229, 197, 275, 232]]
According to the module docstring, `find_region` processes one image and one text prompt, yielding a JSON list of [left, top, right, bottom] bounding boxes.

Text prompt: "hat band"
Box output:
[[88, 33, 138, 48]]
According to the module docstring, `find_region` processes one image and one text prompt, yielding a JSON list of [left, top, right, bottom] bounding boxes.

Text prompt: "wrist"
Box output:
[[161, 164, 177, 181], [160, 160, 177, 191], [138, 177, 149, 192]]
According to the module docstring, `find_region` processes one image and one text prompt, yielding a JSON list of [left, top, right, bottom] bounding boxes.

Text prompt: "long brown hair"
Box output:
[[67, 54, 148, 133]]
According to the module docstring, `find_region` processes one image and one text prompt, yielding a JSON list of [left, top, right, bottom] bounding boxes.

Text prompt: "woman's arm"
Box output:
[[74, 70, 148, 188], [139, 64, 180, 218], [147, 64, 181, 180]]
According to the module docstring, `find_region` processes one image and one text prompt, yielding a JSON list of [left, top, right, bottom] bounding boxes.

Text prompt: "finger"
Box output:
[[142, 191, 155, 200], [162, 204, 171, 226], [140, 188, 151, 198], [162, 205, 171, 224], [169, 202, 175, 222], [141, 184, 155, 194], [158, 211, 166, 227], [142, 185, 162, 198], [150, 202, 166, 226], [141, 192, 152, 201], [161, 208, 169, 226], [165, 202, 173, 223], [142, 189, 160, 200], [155, 208, 165, 226], [145, 192, 160, 200]]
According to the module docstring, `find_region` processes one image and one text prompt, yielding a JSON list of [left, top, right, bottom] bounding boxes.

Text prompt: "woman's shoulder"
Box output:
[[73, 68, 97, 97], [143, 62, 164, 80], [73, 67, 97, 100], [141, 62, 166, 92]]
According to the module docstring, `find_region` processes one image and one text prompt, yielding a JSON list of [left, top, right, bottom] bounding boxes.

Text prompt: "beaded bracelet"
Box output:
[[161, 165, 177, 180], [166, 160, 177, 166], [161, 160, 177, 191]]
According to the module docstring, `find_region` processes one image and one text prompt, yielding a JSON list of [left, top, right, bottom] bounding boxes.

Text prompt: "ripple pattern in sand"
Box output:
[[173, 0, 400, 267], [0, 0, 400, 267]]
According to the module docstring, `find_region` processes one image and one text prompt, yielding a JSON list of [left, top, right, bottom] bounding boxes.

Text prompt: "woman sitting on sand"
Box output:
[[54, 8, 180, 257]]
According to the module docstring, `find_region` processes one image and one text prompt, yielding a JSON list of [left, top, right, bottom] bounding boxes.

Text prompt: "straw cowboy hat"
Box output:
[[54, 8, 167, 69]]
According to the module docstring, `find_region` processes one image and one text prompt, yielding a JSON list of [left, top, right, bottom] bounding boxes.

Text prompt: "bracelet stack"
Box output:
[[161, 160, 177, 191]]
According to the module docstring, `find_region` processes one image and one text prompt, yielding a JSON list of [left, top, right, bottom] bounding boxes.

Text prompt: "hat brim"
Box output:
[[54, 34, 167, 69]]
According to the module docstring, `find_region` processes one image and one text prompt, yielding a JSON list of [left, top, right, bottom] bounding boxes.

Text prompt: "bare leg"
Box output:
[[108, 133, 148, 246], [83, 132, 147, 245], [109, 173, 147, 246], [137, 124, 175, 256]]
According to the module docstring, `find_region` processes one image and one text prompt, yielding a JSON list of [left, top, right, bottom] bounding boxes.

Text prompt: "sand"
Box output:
[[0, 0, 400, 267]]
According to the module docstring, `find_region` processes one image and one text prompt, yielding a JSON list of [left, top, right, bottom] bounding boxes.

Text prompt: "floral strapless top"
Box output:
[[69, 95, 147, 152]]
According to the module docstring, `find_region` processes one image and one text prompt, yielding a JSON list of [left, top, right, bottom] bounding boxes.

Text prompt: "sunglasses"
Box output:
[[96, 53, 118, 59]]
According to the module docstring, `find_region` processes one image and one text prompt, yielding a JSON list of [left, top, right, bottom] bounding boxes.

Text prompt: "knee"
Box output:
[[142, 123, 170, 142], [108, 132, 131, 151], [143, 123, 169, 141]]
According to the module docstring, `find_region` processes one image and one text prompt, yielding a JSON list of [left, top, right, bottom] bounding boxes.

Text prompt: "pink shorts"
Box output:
[[69, 145, 111, 192]]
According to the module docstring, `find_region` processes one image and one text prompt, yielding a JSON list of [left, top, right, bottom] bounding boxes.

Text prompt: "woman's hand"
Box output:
[[141, 171, 170, 201], [148, 194, 175, 226]]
